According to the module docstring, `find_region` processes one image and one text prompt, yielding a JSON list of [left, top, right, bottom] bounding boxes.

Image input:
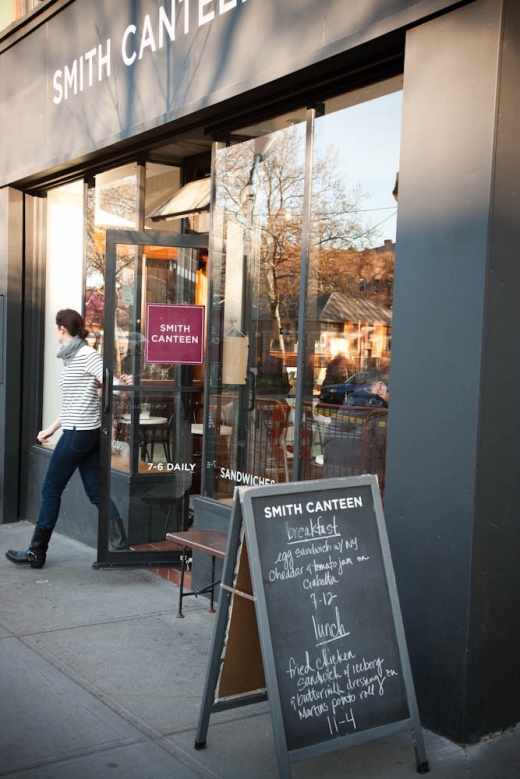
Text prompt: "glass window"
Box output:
[[108, 235, 204, 478], [0, 1, 16, 31], [145, 163, 210, 234], [85, 163, 139, 355], [208, 119, 307, 498], [144, 163, 182, 232], [206, 79, 401, 500], [40, 165, 140, 451], [0, 0, 45, 32], [302, 78, 402, 500], [41, 181, 85, 445]]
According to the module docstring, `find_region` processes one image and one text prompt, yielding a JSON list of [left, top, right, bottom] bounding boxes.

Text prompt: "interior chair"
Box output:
[[359, 408, 388, 500], [296, 401, 322, 480], [319, 404, 388, 499], [140, 476, 192, 542], [250, 398, 290, 482], [205, 393, 238, 473], [142, 414, 175, 462]]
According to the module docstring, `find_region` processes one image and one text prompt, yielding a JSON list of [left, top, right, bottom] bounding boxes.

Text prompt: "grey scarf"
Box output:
[[57, 335, 87, 365]]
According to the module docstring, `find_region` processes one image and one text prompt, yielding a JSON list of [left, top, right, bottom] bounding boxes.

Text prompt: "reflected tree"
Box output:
[[216, 127, 383, 355], [84, 177, 138, 342]]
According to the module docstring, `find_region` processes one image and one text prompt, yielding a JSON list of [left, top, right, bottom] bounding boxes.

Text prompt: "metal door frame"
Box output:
[[94, 229, 209, 569]]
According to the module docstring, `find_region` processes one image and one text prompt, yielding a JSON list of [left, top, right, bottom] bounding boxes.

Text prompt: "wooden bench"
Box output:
[[165, 529, 228, 618]]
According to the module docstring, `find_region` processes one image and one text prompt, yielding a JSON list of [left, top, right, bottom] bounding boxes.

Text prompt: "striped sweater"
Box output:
[[58, 344, 103, 430]]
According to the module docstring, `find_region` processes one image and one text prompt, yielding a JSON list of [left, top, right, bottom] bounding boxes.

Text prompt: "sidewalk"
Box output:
[[1, 521, 519, 779]]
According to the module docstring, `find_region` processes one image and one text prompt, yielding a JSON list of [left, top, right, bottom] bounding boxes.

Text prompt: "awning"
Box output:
[[146, 178, 211, 222]]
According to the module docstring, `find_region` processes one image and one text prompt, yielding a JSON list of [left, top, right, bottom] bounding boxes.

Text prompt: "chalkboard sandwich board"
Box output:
[[196, 475, 428, 778]]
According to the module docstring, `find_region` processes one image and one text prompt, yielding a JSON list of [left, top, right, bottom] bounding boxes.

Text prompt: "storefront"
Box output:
[[1, 0, 519, 746]]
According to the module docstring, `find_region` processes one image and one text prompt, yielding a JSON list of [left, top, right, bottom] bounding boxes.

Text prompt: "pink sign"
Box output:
[[145, 304, 205, 364]]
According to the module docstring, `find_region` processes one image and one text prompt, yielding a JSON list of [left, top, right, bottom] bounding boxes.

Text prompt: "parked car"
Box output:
[[318, 371, 389, 405]]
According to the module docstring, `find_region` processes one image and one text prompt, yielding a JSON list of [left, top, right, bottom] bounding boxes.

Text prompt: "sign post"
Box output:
[[196, 476, 428, 777]]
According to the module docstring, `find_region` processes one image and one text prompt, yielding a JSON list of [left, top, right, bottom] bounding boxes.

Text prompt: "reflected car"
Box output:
[[318, 371, 389, 405]]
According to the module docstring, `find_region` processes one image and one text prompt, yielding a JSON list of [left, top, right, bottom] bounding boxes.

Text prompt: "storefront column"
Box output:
[[385, 0, 520, 743], [0, 187, 23, 523]]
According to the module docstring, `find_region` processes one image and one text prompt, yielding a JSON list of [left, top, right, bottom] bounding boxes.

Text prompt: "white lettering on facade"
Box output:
[[199, 0, 215, 25], [84, 48, 97, 86], [220, 0, 239, 12], [139, 14, 157, 59], [219, 467, 276, 486], [179, 0, 190, 35], [98, 40, 111, 80], [53, 41, 112, 104], [159, 2, 176, 46], [121, 25, 137, 66], [52, 0, 247, 104]]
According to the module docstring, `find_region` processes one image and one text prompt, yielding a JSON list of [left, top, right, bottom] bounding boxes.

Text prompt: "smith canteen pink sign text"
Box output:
[[145, 304, 204, 364]]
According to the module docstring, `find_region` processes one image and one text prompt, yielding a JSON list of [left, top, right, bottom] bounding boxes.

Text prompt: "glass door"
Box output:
[[205, 122, 307, 499], [95, 229, 208, 567]]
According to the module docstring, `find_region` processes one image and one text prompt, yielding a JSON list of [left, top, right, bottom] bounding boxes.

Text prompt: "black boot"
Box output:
[[6, 525, 53, 569], [109, 519, 129, 551]]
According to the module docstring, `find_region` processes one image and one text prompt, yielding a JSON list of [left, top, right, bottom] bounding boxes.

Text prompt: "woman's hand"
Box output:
[[37, 427, 56, 443], [37, 418, 61, 443], [119, 374, 133, 386]]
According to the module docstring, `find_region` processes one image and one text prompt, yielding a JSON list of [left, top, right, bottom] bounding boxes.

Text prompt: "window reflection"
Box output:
[[0, 0, 41, 32], [209, 78, 402, 499], [302, 80, 402, 496], [41, 181, 85, 446], [85, 164, 139, 357], [210, 122, 306, 497], [108, 244, 204, 476]]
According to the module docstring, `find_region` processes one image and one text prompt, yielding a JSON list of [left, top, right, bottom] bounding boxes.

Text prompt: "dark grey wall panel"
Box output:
[[0, 188, 23, 524], [467, 0, 520, 739], [384, 0, 511, 743], [26, 448, 133, 549], [0, 0, 465, 185], [26, 448, 98, 546], [0, 24, 48, 183]]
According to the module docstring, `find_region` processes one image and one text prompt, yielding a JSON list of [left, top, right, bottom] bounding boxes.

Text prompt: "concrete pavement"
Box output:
[[1, 521, 519, 779]]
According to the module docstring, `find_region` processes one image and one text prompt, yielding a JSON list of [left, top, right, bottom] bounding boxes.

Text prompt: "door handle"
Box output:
[[103, 368, 113, 413], [248, 368, 256, 412]]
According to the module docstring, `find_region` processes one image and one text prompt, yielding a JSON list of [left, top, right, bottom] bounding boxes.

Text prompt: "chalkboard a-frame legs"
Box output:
[[195, 496, 269, 745], [195, 476, 429, 778]]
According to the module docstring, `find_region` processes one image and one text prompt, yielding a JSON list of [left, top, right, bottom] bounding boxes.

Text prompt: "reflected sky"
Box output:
[[318, 90, 402, 244]]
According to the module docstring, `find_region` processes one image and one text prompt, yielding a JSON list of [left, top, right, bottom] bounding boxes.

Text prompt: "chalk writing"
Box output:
[[249, 484, 409, 750]]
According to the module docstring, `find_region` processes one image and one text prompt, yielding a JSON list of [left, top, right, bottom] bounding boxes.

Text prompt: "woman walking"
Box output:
[[6, 308, 132, 568]]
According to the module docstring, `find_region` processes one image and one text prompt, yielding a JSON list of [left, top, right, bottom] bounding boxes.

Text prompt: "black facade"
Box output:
[[1, 0, 519, 746]]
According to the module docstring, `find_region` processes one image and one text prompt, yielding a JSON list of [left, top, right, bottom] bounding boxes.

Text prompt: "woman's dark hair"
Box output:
[[323, 353, 350, 385], [56, 309, 89, 339]]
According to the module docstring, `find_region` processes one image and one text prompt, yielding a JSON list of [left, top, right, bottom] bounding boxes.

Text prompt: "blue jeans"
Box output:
[[37, 428, 120, 530]]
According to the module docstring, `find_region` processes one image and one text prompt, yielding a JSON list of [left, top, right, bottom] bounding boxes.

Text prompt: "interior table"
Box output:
[[116, 416, 168, 460]]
